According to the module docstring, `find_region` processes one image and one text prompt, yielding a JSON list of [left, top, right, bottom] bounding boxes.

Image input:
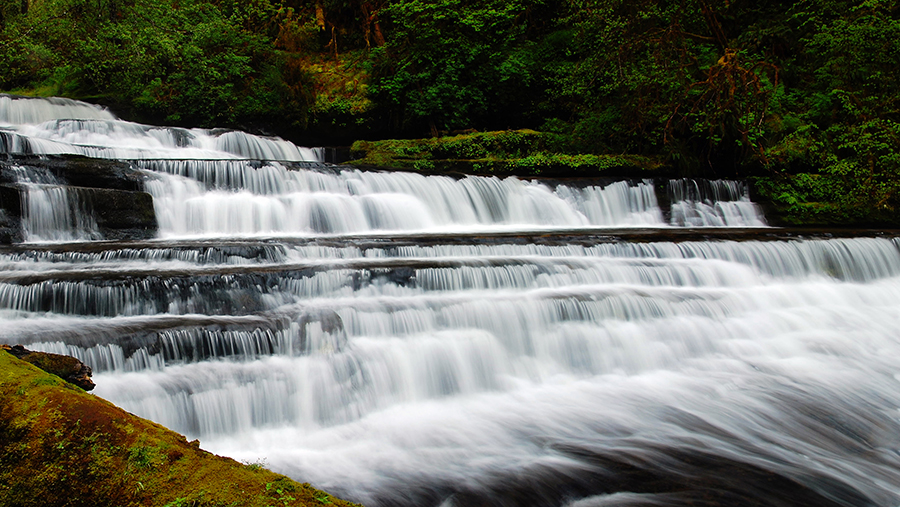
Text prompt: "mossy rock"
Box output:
[[0, 352, 362, 507], [4, 345, 94, 391], [348, 130, 668, 177]]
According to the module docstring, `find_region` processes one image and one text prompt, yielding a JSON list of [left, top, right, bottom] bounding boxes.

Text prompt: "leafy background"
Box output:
[[2, 0, 900, 223]]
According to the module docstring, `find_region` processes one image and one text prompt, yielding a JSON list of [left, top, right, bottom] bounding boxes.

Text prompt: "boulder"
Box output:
[[2, 345, 94, 391]]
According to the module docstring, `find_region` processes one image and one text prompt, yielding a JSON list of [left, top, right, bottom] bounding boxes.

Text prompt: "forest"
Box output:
[[1, 0, 899, 224]]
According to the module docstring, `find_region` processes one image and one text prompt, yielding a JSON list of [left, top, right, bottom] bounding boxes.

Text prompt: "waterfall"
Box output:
[[10, 235, 900, 506], [12, 166, 100, 242], [0, 95, 322, 161], [0, 95, 115, 124], [138, 158, 768, 237], [1, 120, 323, 161], [3, 96, 898, 507], [668, 178, 767, 226], [142, 166, 671, 237]]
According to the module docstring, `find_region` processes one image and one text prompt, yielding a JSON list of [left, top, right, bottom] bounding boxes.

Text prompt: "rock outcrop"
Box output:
[[0, 156, 158, 243], [2, 344, 94, 391]]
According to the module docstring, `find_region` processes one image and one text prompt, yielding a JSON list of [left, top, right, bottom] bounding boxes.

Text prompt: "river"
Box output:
[[1, 94, 899, 507]]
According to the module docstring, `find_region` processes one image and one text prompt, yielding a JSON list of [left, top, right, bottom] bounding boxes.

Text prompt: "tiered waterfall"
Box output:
[[1, 94, 898, 507]]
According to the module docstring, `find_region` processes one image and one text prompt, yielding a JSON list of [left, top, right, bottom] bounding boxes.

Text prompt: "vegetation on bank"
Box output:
[[0, 349, 360, 507], [349, 130, 665, 176], [1, 0, 900, 224]]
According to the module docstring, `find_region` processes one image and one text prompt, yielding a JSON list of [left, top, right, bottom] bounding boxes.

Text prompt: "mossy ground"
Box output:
[[0, 352, 361, 507], [348, 130, 666, 177]]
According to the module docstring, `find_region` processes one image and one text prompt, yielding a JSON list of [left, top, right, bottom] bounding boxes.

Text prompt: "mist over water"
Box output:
[[3, 95, 899, 506]]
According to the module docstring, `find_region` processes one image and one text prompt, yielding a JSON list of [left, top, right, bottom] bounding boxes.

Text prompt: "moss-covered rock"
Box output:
[[348, 130, 667, 177], [3, 345, 94, 391], [0, 351, 362, 507]]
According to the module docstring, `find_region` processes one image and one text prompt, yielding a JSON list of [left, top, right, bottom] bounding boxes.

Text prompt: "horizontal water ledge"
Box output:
[[7, 313, 280, 346], [2, 226, 899, 254], [0, 256, 669, 284]]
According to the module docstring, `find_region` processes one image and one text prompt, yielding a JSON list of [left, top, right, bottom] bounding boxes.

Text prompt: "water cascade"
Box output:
[[2, 95, 898, 507], [668, 178, 767, 226], [13, 165, 100, 242], [0, 94, 115, 124], [0, 96, 321, 161], [141, 162, 669, 237]]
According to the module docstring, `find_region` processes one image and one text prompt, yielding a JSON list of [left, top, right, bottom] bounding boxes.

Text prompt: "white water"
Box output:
[[0, 95, 321, 161], [136, 160, 765, 238], [0, 95, 115, 124], [10, 236, 900, 506], [137, 160, 766, 237], [4, 96, 897, 506], [143, 164, 666, 237], [668, 178, 767, 227], [0, 94, 767, 240], [11, 166, 100, 242]]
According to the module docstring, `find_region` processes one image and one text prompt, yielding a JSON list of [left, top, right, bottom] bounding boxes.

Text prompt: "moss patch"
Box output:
[[348, 130, 666, 177], [0, 352, 362, 507], [751, 174, 900, 227], [3, 345, 94, 391]]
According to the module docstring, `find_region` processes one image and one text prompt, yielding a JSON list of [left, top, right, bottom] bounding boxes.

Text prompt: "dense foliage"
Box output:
[[0, 0, 311, 129], [3, 0, 900, 223], [366, 0, 547, 133]]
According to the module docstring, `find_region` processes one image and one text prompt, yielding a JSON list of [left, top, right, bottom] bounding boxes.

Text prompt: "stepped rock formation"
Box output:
[[8, 95, 900, 506]]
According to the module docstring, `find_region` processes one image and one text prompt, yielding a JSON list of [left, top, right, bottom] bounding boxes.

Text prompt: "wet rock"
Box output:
[[0, 184, 22, 243], [40, 155, 146, 192], [76, 187, 157, 239], [3, 344, 95, 391], [296, 309, 347, 354], [0, 157, 158, 242]]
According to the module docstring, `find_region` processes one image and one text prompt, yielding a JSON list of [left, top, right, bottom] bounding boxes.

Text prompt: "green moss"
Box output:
[[348, 130, 667, 177], [17, 352, 83, 380], [751, 174, 900, 227], [0, 353, 362, 507], [307, 50, 374, 134]]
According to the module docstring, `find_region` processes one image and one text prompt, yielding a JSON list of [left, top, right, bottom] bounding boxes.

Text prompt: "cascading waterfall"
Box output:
[[9, 235, 900, 506], [141, 161, 668, 236], [12, 166, 100, 242], [1, 120, 323, 161], [137, 160, 771, 236], [0, 94, 115, 124], [0, 95, 322, 161], [22, 186, 98, 241], [668, 178, 767, 226], [3, 95, 899, 507]]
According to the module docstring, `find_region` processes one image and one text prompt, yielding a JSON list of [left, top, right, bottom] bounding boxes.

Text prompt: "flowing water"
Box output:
[[2, 95, 900, 507]]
